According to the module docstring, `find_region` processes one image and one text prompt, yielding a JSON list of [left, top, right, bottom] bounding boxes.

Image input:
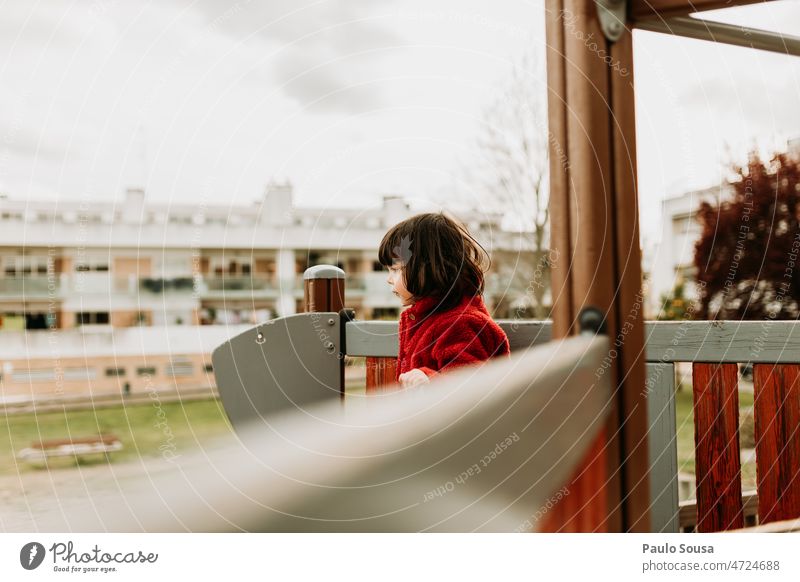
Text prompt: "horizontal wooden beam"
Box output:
[[347, 319, 800, 364], [345, 319, 553, 357], [644, 320, 800, 363]]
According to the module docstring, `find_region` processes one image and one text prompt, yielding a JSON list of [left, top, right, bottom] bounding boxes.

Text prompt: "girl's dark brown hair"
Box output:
[[378, 212, 490, 312]]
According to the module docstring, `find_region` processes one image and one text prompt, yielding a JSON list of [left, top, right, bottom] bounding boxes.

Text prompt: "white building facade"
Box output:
[[0, 183, 537, 331]]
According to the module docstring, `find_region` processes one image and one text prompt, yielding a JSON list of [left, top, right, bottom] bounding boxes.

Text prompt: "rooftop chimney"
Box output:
[[262, 181, 293, 226], [122, 187, 145, 224]]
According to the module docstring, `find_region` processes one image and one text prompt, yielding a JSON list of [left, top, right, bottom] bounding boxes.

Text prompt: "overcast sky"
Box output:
[[1, 0, 799, 245]]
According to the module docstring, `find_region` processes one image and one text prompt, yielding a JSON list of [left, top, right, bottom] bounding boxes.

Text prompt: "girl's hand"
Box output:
[[399, 368, 430, 388]]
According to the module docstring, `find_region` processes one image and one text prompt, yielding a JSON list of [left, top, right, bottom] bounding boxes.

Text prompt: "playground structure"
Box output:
[[10, 0, 800, 533], [210, 265, 800, 533], [207, 0, 800, 532]]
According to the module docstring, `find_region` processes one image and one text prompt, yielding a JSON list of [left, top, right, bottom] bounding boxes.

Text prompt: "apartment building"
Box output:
[[0, 183, 539, 398]]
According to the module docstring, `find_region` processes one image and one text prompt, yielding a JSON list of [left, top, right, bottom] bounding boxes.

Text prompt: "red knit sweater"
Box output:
[[396, 294, 510, 380]]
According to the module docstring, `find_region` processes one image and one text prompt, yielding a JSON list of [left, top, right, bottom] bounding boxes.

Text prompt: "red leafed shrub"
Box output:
[[694, 151, 800, 320]]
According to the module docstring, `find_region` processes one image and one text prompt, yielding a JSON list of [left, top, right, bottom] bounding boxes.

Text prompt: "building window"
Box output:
[[165, 359, 193, 377], [204, 363, 214, 373], [11, 368, 56, 382], [136, 366, 157, 376], [76, 263, 109, 272], [63, 367, 97, 381], [76, 312, 111, 325], [105, 367, 126, 377]]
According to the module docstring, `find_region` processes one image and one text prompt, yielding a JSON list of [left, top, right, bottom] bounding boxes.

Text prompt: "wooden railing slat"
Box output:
[[692, 363, 744, 532], [365, 357, 398, 393], [753, 364, 800, 524]]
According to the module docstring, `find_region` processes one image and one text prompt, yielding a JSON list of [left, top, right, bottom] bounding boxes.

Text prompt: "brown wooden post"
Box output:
[[692, 363, 744, 532], [753, 363, 800, 525], [303, 265, 346, 398], [544, 0, 650, 531], [303, 265, 345, 314]]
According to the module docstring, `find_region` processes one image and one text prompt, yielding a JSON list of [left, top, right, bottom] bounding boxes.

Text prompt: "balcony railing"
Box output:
[[202, 276, 275, 292], [138, 277, 195, 293], [0, 276, 59, 296]]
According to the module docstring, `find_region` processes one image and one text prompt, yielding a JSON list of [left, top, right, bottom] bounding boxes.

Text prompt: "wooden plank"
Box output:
[[631, 0, 765, 20], [692, 363, 743, 531], [345, 321, 399, 357], [753, 364, 800, 524], [610, 25, 650, 534], [645, 320, 800, 363], [646, 363, 679, 532], [545, 0, 620, 531], [544, 0, 574, 340], [365, 357, 398, 393], [348, 320, 800, 363], [344, 320, 551, 358]]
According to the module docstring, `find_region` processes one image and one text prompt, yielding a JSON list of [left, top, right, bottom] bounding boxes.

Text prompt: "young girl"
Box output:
[[378, 212, 510, 388]]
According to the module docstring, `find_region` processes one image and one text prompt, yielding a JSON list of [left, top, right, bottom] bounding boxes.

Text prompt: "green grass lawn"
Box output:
[[674, 387, 757, 493], [0, 398, 234, 474]]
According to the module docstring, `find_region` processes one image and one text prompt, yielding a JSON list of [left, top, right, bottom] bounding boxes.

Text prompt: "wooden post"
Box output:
[[692, 363, 744, 532], [753, 364, 800, 525], [544, 0, 650, 531], [303, 265, 345, 314], [303, 265, 346, 398]]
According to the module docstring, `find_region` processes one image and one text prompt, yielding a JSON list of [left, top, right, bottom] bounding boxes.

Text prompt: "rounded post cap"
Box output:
[[303, 264, 345, 280]]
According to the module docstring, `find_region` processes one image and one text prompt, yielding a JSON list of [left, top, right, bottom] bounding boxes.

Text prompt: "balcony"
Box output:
[[0, 276, 60, 298], [138, 277, 195, 294], [198, 276, 278, 299]]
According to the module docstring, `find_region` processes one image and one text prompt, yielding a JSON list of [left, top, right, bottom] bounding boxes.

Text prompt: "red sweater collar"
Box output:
[[403, 294, 485, 320]]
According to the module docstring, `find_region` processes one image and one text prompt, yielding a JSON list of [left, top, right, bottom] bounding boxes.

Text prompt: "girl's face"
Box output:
[[386, 261, 414, 306]]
